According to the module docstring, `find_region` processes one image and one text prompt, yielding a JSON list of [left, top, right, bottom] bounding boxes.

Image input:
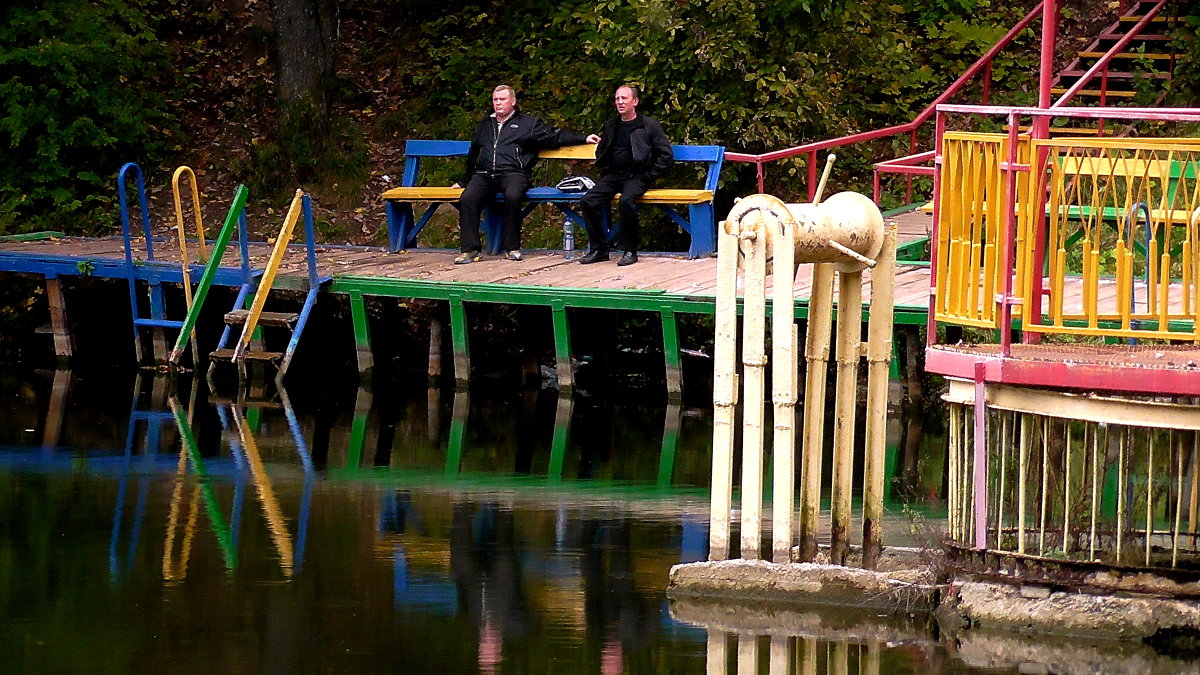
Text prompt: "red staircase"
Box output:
[[1051, 0, 1181, 104]]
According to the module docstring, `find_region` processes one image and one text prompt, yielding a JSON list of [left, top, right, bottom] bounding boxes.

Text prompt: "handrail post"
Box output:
[[927, 110, 947, 347], [807, 151, 817, 202], [1000, 112, 1021, 358]]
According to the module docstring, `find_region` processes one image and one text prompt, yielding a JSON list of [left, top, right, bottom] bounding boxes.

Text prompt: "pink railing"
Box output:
[[726, 3, 1046, 200], [724, 2, 1046, 198]]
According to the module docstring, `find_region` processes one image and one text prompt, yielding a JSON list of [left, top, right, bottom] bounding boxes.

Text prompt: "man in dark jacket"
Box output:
[[578, 85, 673, 266], [454, 85, 595, 263]]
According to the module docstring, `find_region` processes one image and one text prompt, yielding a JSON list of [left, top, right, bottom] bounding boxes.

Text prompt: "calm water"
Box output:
[[0, 368, 1112, 673]]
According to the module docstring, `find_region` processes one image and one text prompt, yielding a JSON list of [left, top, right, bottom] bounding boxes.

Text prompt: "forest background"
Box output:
[[2, 0, 1199, 252]]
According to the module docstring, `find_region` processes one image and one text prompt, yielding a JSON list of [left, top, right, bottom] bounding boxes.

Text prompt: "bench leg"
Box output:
[[688, 202, 716, 259], [482, 205, 503, 255], [386, 201, 415, 252]]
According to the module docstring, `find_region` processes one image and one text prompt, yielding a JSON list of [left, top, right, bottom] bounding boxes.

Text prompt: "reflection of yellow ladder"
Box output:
[[230, 403, 296, 577]]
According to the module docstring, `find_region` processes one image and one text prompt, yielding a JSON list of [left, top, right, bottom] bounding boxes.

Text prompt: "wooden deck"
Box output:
[[0, 209, 934, 317]]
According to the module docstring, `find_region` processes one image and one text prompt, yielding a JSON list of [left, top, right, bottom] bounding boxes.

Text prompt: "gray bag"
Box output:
[[555, 175, 596, 192]]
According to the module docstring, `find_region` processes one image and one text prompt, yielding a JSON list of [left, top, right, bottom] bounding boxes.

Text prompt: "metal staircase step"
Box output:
[[1097, 33, 1172, 41], [1051, 88, 1137, 98], [1078, 51, 1174, 60], [1060, 69, 1170, 79], [209, 348, 284, 362], [223, 309, 299, 327]]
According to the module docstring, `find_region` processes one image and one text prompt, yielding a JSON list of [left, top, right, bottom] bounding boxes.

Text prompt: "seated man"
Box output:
[[454, 85, 597, 263], [578, 85, 673, 266]]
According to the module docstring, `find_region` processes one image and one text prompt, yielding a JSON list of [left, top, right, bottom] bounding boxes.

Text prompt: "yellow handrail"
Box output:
[[233, 189, 305, 361], [171, 166, 210, 352]]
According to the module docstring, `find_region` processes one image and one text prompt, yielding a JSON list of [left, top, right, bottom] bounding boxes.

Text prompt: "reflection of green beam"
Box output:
[[658, 407, 680, 489], [548, 396, 572, 483], [347, 411, 367, 470], [327, 465, 707, 500], [445, 391, 468, 476], [170, 402, 238, 570]]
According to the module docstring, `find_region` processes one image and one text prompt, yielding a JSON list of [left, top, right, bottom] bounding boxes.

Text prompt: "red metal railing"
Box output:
[[726, 3, 1047, 199]]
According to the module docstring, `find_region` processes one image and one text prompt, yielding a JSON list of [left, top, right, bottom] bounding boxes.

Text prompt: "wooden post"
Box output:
[[771, 215, 798, 563], [862, 228, 896, 569], [44, 275, 74, 362], [709, 221, 740, 561], [446, 389, 469, 475], [830, 270, 863, 565], [799, 263, 835, 561], [428, 318, 443, 384], [740, 226, 768, 560]]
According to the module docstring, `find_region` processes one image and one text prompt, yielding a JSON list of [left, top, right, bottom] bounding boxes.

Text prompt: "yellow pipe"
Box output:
[[798, 263, 834, 561], [770, 205, 797, 564], [235, 189, 305, 360], [709, 221, 739, 561], [829, 270, 862, 564], [861, 228, 896, 569], [739, 218, 768, 560]]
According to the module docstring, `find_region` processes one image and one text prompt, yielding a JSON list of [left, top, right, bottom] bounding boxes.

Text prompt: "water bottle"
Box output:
[[563, 219, 575, 253]]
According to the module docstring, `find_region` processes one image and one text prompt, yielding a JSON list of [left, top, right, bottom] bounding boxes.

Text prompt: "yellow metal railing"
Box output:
[[934, 133, 1200, 340], [934, 132, 1032, 327], [1037, 138, 1200, 340]]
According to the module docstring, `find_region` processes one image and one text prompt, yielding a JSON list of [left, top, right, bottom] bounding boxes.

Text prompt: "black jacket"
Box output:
[[464, 110, 586, 182], [594, 113, 673, 181]]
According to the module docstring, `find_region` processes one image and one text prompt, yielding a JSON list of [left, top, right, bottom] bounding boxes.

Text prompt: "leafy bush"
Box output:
[[0, 0, 178, 235], [370, 0, 1035, 243]]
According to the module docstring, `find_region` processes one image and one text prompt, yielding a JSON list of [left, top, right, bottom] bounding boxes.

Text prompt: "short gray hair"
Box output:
[[493, 84, 516, 100]]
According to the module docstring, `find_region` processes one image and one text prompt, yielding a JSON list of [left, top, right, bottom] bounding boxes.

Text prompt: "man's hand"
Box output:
[[451, 182, 461, 188], [586, 134, 601, 144]]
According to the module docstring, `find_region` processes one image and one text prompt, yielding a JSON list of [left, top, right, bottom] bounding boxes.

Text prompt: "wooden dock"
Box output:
[[0, 209, 933, 391]]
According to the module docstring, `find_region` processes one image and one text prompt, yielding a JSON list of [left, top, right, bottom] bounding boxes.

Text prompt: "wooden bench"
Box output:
[[382, 140, 725, 258]]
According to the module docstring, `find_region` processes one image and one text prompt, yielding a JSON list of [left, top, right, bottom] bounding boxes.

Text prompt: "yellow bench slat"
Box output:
[[637, 189, 713, 205], [381, 187, 464, 200], [538, 144, 597, 160]]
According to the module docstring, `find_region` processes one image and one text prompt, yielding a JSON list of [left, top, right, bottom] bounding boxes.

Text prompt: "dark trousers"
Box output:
[[458, 172, 529, 252], [580, 173, 649, 252]]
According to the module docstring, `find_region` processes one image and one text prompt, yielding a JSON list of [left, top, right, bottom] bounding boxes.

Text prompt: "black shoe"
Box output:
[[617, 251, 638, 266], [579, 249, 609, 264]]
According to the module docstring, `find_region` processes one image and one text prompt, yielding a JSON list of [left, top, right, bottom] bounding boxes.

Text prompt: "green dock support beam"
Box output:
[[449, 296, 470, 386], [349, 291, 374, 377], [661, 307, 682, 401], [658, 402, 681, 488], [548, 394, 573, 483], [551, 300, 573, 392], [345, 386, 371, 470], [445, 390, 468, 475]]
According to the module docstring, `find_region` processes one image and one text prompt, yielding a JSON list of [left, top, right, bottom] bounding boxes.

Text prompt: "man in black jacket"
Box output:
[[578, 85, 673, 267], [454, 85, 595, 263]]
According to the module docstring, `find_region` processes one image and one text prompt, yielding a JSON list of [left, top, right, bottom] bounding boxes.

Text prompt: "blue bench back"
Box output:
[[401, 140, 724, 191]]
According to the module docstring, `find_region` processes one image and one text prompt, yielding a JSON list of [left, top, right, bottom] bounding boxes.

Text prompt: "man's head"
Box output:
[[614, 85, 639, 122], [492, 85, 516, 119]]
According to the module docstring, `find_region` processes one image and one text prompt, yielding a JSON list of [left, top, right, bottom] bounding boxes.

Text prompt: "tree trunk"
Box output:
[[271, 0, 338, 117]]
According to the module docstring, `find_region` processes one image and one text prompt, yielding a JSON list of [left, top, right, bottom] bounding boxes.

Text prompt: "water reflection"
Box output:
[[1, 368, 1118, 673]]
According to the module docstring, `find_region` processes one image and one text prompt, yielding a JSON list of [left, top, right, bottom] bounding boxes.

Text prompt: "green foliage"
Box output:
[[376, 0, 1033, 242], [244, 98, 369, 207], [0, 0, 178, 235], [1167, 4, 1200, 105]]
